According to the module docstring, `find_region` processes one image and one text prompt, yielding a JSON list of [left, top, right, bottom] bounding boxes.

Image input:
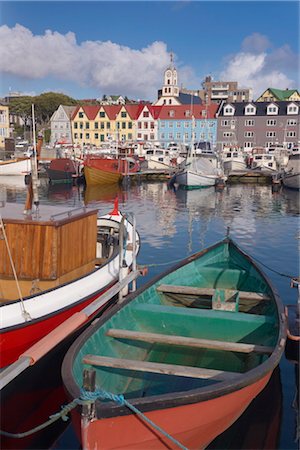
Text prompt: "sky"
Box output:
[[0, 1, 299, 102]]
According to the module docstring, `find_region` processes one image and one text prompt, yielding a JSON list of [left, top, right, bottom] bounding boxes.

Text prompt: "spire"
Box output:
[[169, 51, 174, 69]]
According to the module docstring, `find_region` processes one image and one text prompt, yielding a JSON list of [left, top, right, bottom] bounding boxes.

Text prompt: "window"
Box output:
[[287, 104, 299, 115], [245, 105, 256, 115], [107, 123, 110, 129], [224, 105, 234, 115], [121, 112, 127, 118], [223, 132, 234, 137], [169, 122, 173, 128], [99, 111, 105, 118], [79, 112, 84, 118], [74, 133, 78, 139], [245, 119, 254, 126], [287, 119, 297, 126], [95, 122, 99, 129], [286, 131, 296, 137], [122, 122, 126, 129], [79, 123, 83, 129], [176, 132, 181, 139], [184, 132, 189, 139], [169, 133, 173, 139], [138, 122, 142, 129], [184, 122, 189, 128], [169, 110, 175, 117], [100, 123, 105, 129], [244, 131, 254, 137], [267, 104, 278, 115], [128, 133, 132, 139], [202, 110, 207, 117], [85, 123, 89, 129], [177, 122, 181, 128], [95, 133, 99, 139], [161, 121, 165, 128], [266, 131, 276, 137], [161, 133, 165, 139], [85, 133, 90, 139], [143, 111, 149, 117], [221, 120, 230, 126], [128, 123, 132, 129], [267, 119, 276, 126], [185, 110, 191, 117]]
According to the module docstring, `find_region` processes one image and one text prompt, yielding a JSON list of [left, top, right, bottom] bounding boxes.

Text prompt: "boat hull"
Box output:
[[0, 158, 31, 175], [0, 286, 111, 368], [282, 173, 300, 190], [80, 372, 271, 450], [223, 160, 246, 172], [84, 165, 122, 186], [176, 169, 217, 188]]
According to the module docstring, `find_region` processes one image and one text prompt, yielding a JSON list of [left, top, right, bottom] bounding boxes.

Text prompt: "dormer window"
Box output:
[[287, 103, 299, 115], [245, 104, 256, 115], [267, 103, 279, 115], [223, 105, 235, 116], [185, 110, 191, 117], [169, 110, 175, 117]]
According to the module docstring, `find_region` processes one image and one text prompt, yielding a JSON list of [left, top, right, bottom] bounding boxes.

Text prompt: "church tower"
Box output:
[[154, 53, 181, 106]]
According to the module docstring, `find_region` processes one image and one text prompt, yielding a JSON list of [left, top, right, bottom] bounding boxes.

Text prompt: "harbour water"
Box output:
[[1, 177, 299, 450]]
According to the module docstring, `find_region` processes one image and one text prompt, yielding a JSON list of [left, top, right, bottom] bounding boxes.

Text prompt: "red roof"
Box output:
[[157, 104, 218, 120]]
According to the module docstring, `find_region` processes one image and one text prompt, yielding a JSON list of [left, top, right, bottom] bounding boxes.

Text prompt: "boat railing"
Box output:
[[50, 206, 87, 220]]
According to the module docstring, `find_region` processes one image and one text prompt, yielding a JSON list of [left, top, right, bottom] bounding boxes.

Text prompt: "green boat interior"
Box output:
[[75, 241, 279, 400]]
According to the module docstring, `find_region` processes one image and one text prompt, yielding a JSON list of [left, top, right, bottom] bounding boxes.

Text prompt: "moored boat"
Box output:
[[45, 157, 81, 184], [0, 157, 31, 176], [0, 200, 140, 369], [221, 146, 247, 173], [84, 155, 140, 186], [62, 236, 286, 450], [282, 153, 300, 190]]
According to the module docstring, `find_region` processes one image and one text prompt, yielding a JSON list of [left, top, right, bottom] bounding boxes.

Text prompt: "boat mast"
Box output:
[[24, 104, 42, 215]]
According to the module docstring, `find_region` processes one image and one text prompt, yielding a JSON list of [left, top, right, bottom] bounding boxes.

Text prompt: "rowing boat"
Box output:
[[62, 237, 286, 450]]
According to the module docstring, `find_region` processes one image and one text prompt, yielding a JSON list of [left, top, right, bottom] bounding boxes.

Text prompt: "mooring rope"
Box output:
[[0, 389, 189, 450]]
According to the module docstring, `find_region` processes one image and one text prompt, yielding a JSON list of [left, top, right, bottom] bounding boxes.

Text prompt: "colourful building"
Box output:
[[0, 105, 10, 149]]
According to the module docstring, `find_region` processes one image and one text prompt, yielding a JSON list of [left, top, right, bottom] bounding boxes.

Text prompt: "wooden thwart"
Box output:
[[82, 355, 240, 381], [106, 329, 273, 354], [157, 284, 271, 301]]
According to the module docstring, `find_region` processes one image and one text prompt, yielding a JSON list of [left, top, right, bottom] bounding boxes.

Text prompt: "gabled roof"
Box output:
[[61, 105, 76, 119], [103, 105, 122, 120], [259, 88, 300, 101], [157, 104, 218, 120], [71, 105, 99, 120], [218, 101, 300, 116]]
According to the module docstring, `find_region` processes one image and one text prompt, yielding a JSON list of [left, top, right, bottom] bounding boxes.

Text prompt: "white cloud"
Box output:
[[0, 24, 177, 99], [220, 33, 296, 98]]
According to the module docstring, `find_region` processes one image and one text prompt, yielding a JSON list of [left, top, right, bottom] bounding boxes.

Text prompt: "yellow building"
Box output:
[[0, 105, 10, 148], [256, 88, 300, 102]]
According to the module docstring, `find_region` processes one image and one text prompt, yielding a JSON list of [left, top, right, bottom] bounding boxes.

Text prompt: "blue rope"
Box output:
[[80, 388, 189, 450]]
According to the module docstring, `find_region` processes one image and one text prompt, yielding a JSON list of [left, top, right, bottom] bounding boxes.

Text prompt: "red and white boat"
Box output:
[[0, 200, 140, 368]]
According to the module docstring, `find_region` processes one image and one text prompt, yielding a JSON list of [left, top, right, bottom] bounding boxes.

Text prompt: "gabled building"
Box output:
[[72, 105, 100, 147], [50, 105, 76, 145], [216, 100, 300, 151], [135, 104, 162, 141], [99, 95, 126, 105], [157, 104, 218, 146], [256, 88, 300, 102], [0, 105, 11, 149]]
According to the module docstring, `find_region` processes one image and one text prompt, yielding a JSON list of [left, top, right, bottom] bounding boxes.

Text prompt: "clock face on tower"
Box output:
[[166, 70, 172, 78]]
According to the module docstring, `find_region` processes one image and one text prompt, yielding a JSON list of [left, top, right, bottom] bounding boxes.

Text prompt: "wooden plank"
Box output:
[[106, 329, 273, 354], [82, 355, 241, 381], [157, 284, 270, 301]]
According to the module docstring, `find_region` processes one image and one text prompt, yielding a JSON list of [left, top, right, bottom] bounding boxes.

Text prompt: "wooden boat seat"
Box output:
[[106, 329, 273, 354], [156, 284, 271, 302], [133, 303, 275, 325], [82, 355, 241, 381]]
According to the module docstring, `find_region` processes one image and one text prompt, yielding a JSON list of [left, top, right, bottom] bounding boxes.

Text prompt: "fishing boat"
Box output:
[[282, 153, 300, 190], [0, 110, 140, 370], [45, 157, 82, 184], [0, 157, 31, 176], [221, 146, 247, 173], [175, 155, 223, 189], [62, 236, 286, 450], [84, 155, 140, 186]]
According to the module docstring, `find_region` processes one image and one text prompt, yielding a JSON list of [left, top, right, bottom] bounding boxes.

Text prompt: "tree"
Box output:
[[34, 92, 77, 125]]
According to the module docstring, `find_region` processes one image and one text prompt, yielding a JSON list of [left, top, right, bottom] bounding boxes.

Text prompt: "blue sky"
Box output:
[[0, 1, 299, 101]]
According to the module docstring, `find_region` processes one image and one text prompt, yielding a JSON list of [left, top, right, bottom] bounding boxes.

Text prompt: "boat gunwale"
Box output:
[[61, 237, 287, 418], [0, 215, 140, 331]]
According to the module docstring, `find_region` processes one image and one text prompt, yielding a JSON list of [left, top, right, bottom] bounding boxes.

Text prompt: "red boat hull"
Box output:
[[79, 372, 272, 450], [0, 286, 113, 368]]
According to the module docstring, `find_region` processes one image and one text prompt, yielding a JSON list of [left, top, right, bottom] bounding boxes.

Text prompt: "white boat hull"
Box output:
[[1, 213, 139, 329], [282, 173, 300, 190], [0, 159, 31, 175], [223, 159, 247, 172], [176, 169, 217, 188]]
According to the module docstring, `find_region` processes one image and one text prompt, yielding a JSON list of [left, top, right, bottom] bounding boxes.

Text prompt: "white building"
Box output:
[[50, 105, 76, 145]]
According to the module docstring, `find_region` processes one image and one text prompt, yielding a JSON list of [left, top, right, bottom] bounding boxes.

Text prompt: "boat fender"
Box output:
[[139, 266, 148, 276]]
